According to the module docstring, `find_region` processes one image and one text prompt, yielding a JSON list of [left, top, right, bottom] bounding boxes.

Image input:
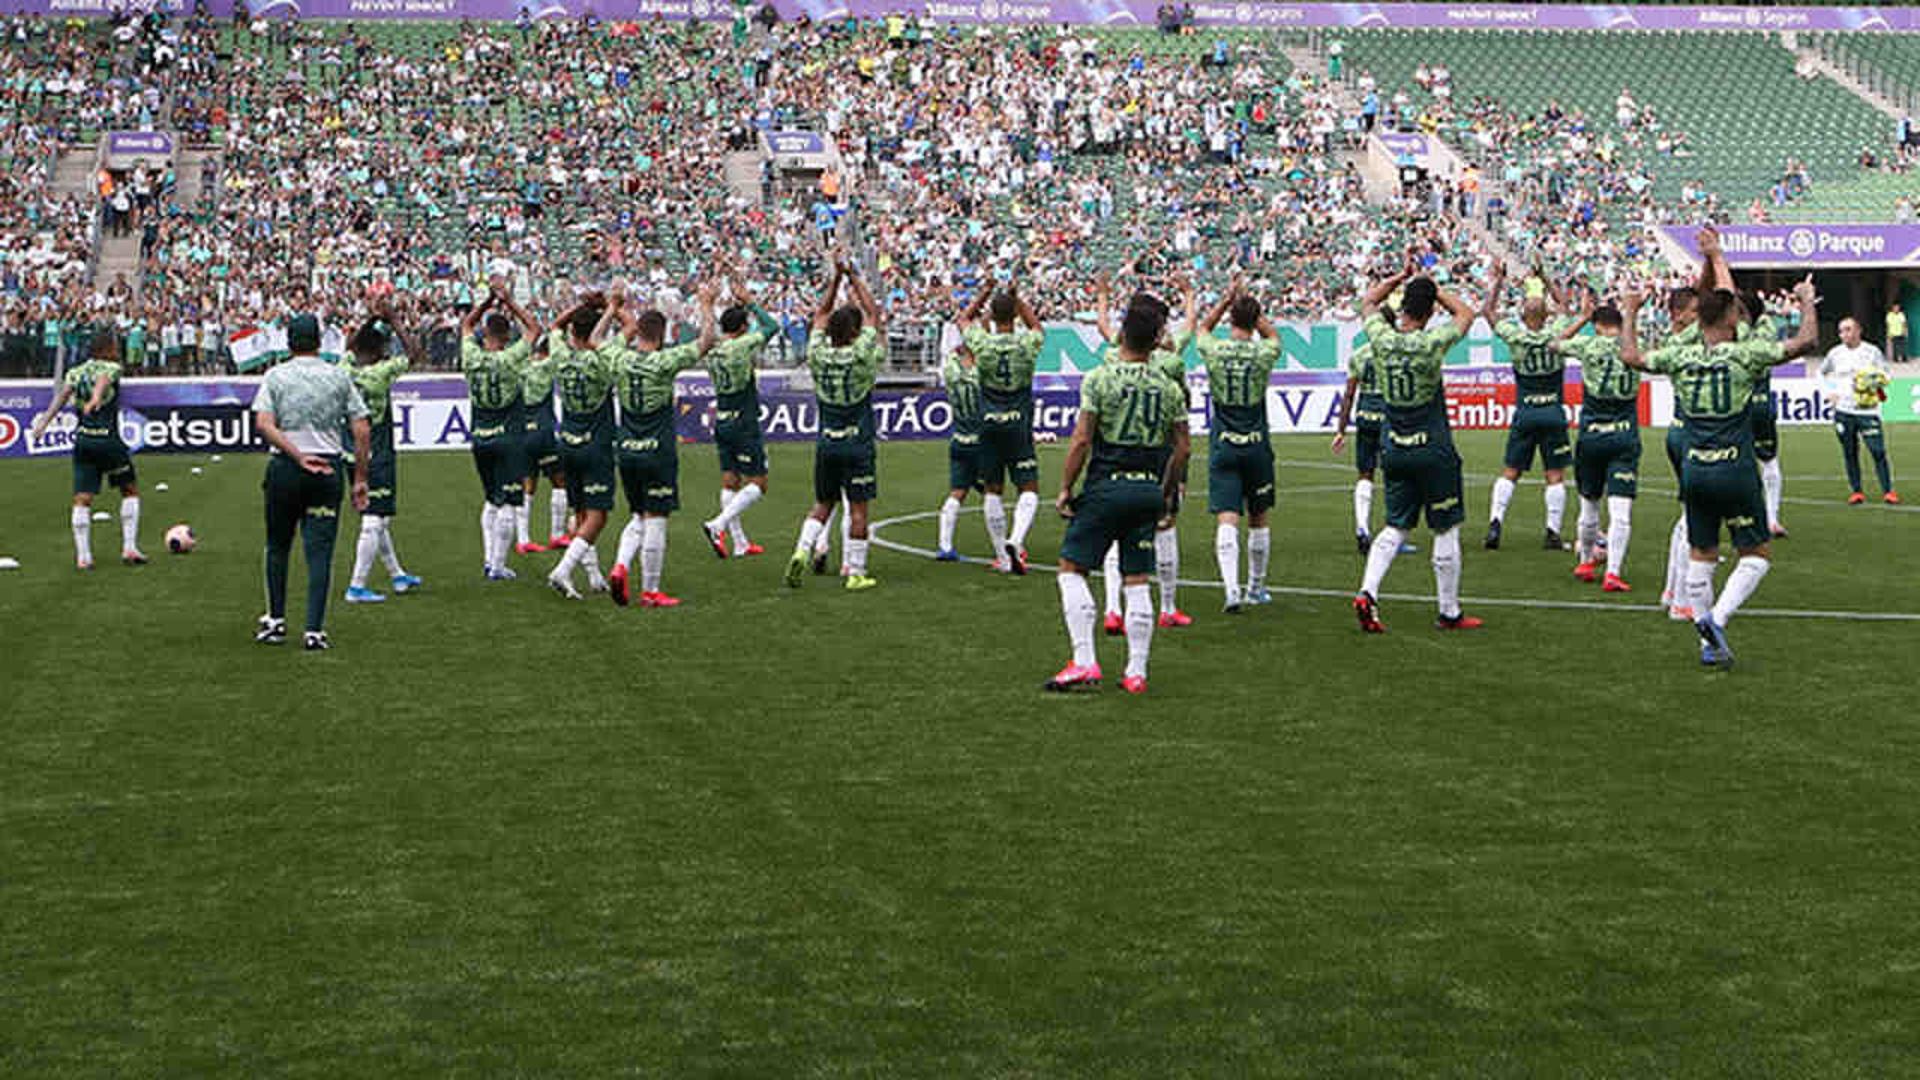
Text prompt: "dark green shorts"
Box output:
[[1682, 454, 1767, 551], [948, 435, 984, 493], [619, 451, 681, 515], [1574, 424, 1640, 501], [714, 428, 768, 478], [1382, 443, 1465, 531], [814, 439, 877, 504], [1207, 437, 1275, 516], [1836, 411, 1886, 445], [471, 437, 525, 507], [1060, 477, 1162, 576], [1503, 407, 1572, 472], [559, 433, 616, 512], [524, 425, 561, 476], [364, 451, 398, 517], [1749, 403, 1778, 463], [72, 436, 136, 495], [1353, 415, 1383, 474], [979, 420, 1038, 488]]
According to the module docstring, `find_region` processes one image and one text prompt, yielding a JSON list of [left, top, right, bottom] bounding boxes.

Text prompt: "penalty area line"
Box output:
[[869, 509, 1920, 623]]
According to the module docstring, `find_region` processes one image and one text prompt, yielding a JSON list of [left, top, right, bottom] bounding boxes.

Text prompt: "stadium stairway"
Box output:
[[724, 150, 764, 206]]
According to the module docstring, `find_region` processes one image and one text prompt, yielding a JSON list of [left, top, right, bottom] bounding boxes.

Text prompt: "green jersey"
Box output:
[[1743, 316, 1778, 407], [1348, 342, 1385, 420], [709, 311, 775, 440], [1363, 313, 1464, 443], [521, 355, 557, 434], [1496, 317, 1572, 410], [1644, 337, 1787, 451], [943, 353, 983, 441], [963, 325, 1043, 411], [348, 355, 409, 459], [1079, 357, 1185, 483], [64, 359, 123, 441], [808, 326, 884, 442], [1555, 335, 1638, 425], [551, 332, 617, 439], [1196, 332, 1279, 437], [617, 341, 703, 454], [461, 337, 529, 440]]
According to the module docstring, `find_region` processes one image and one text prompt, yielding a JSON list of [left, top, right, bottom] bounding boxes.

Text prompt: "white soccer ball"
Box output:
[[166, 523, 197, 554]]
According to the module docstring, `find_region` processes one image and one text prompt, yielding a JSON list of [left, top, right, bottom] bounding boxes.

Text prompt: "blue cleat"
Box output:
[[1695, 617, 1735, 669], [344, 586, 386, 604], [486, 567, 519, 582], [1397, 540, 1420, 554], [1247, 585, 1273, 605], [390, 574, 423, 594], [934, 549, 961, 562]]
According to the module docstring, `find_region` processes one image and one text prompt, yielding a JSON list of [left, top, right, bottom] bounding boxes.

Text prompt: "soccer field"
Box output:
[[5, 428, 1919, 1075]]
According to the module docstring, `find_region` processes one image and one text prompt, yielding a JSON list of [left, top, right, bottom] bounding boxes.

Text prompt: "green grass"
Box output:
[[4, 428, 1920, 1077]]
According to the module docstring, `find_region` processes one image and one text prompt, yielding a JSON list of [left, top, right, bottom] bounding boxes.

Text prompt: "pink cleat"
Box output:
[[1119, 674, 1148, 695], [514, 541, 547, 555], [548, 533, 573, 549], [640, 591, 682, 608], [1602, 573, 1632, 593], [1156, 609, 1193, 628], [1103, 611, 1124, 636], [1668, 604, 1695, 622], [737, 543, 766, 557], [1043, 662, 1103, 692], [121, 549, 148, 566], [608, 564, 631, 607], [1572, 561, 1598, 583]]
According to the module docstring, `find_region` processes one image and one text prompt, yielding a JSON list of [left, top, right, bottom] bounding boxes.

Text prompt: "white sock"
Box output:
[[616, 513, 644, 570], [1123, 582, 1154, 679], [480, 504, 498, 570], [1009, 490, 1039, 549], [1214, 522, 1241, 603], [713, 484, 761, 540], [514, 501, 531, 546], [1489, 475, 1516, 523], [1103, 543, 1122, 616], [555, 536, 590, 580], [1711, 555, 1769, 627], [1544, 482, 1567, 534], [1354, 477, 1374, 535], [1360, 525, 1403, 596], [1058, 571, 1097, 667], [816, 504, 837, 555], [983, 493, 1009, 557], [1761, 458, 1783, 529], [1685, 557, 1716, 619], [1576, 497, 1602, 562], [71, 504, 92, 565], [1247, 526, 1271, 588], [937, 495, 961, 552], [549, 488, 570, 539], [583, 544, 607, 589], [1155, 526, 1179, 610], [495, 504, 517, 564], [119, 495, 140, 552], [640, 516, 667, 593], [1431, 525, 1462, 618], [847, 537, 869, 576], [378, 517, 406, 577], [797, 514, 825, 556], [1664, 515, 1689, 605], [838, 498, 851, 556], [351, 516, 380, 589], [1605, 496, 1632, 578]]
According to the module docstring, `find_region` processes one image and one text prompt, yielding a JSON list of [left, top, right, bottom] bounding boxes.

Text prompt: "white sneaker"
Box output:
[[547, 569, 582, 600]]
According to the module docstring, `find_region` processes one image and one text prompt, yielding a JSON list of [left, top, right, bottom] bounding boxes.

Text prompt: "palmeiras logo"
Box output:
[[980, 0, 1000, 19], [690, 0, 713, 17], [1787, 229, 1818, 258], [1234, 2, 1252, 23]]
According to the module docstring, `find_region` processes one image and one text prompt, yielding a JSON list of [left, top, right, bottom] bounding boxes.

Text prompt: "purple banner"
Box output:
[[1661, 224, 1920, 268], [762, 130, 827, 156], [105, 131, 174, 158], [1373, 131, 1429, 162], [19, 1, 1920, 31]]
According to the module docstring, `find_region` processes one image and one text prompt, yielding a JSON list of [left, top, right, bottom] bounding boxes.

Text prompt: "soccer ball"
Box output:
[[166, 524, 197, 554]]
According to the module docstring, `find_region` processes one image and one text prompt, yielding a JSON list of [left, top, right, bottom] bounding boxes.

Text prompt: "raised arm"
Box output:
[[845, 265, 884, 334], [1438, 283, 1478, 332], [1012, 275, 1042, 332], [1479, 261, 1508, 327], [498, 287, 542, 345], [1779, 276, 1820, 360], [1618, 287, 1647, 370], [956, 279, 991, 332], [459, 292, 491, 338], [1094, 274, 1117, 345], [1199, 277, 1236, 335], [1361, 264, 1410, 319], [812, 261, 844, 333], [1695, 225, 1732, 294], [694, 279, 719, 356]]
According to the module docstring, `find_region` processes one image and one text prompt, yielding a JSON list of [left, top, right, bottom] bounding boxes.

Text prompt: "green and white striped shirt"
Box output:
[[251, 355, 369, 456]]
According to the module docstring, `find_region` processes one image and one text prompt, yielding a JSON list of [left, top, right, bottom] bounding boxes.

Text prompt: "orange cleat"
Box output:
[[1849, 492, 1868, 505], [1602, 573, 1631, 593], [608, 563, 631, 607], [1886, 491, 1902, 505], [514, 541, 547, 555], [1668, 604, 1695, 622], [1120, 674, 1148, 695], [1353, 592, 1385, 634], [640, 591, 682, 608], [1769, 523, 1790, 539], [1156, 610, 1193, 628], [1103, 611, 1124, 636], [1043, 662, 1103, 692], [737, 542, 766, 557], [1572, 560, 1599, 583], [121, 549, 148, 565], [1434, 612, 1484, 630], [548, 533, 573, 549]]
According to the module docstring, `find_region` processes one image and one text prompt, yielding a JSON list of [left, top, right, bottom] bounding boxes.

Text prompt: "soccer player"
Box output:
[[342, 294, 425, 603], [1483, 262, 1573, 551], [935, 342, 984, 561], [1352, 263, 1485, 634], [517, 333, 572, 554], [1660, 226, 1735, 619], [607, 284, 717, 608], [1195, 277, 1280, 611], [249, 314, 371, 650], [545, 293, 621, 599], [784, 256, 885, 592], [1333, 337, 1385, 553], [1621, 278, 1820, 668], [1554, 298, 1638, 591], [1046, 294, 1191, 694], [459, 282, 540, 580], [1820, 317, 1899, 505], [1743, 289, 1789, 538], [699, 266, 777, 560], [957, 273, 1045, 574], [29, 337, 144, 569]]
